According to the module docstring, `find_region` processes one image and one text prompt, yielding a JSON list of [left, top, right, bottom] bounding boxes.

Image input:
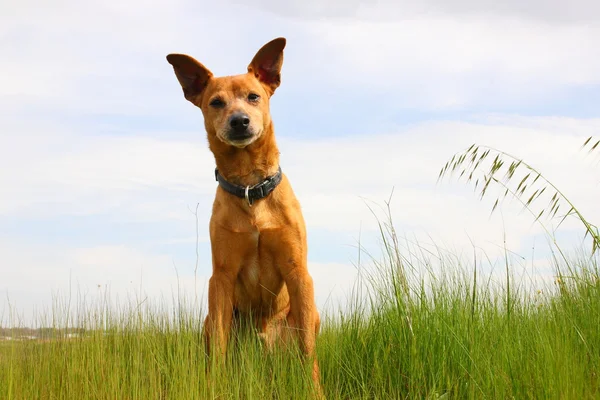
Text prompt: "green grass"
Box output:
[[1, 229, 598, 399]]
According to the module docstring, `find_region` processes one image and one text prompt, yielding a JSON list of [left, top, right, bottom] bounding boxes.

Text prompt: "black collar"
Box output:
[[214, 166, 283, 206]]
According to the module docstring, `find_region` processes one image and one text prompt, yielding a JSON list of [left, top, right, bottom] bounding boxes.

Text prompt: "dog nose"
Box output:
[[229, 113, 250, 132]]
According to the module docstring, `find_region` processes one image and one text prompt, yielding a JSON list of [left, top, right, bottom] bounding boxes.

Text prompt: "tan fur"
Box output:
[[166, 38, 322, 395]]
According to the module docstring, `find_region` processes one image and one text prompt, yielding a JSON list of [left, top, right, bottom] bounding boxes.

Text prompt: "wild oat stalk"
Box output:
[[438, 137, 600, 254], [582, 136, 600, 154]]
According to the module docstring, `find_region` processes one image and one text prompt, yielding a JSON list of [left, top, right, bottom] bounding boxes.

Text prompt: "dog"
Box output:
[[166, 37, 322, 394]]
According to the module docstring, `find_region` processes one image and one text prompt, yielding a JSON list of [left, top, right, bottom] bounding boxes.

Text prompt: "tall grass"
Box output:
[[1, 139, 599, 399], [2, 223, 598, 399], [438, 137, 600, 254]]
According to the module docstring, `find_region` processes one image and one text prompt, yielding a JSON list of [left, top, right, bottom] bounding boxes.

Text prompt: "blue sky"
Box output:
[[1, 0, 599, 325]]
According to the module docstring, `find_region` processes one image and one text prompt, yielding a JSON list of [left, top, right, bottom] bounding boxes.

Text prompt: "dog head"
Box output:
[[166, 38, 285, 149]]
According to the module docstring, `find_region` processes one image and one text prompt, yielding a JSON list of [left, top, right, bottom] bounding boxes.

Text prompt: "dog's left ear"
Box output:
[[247, 37, 286, 95]]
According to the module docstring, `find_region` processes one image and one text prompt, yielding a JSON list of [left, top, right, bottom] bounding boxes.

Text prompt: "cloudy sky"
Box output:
[[1, 0, 599, 325]]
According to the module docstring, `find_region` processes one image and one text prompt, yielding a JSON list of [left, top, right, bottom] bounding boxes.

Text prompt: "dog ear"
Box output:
[[166, 54, 213, 102], [247, 37, 286, 94]]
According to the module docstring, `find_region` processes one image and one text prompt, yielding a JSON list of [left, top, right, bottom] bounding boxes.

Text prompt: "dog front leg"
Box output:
[[285, 266, 317, 353], [204, 272, 235, 357], [277, 248, 322, 395]]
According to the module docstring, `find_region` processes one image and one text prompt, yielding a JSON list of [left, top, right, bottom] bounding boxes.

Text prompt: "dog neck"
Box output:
[[210, 122, 281, 187]]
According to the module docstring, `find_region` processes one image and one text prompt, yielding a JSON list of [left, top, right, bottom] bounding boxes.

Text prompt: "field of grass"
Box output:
[[1, 223, 598, 399]]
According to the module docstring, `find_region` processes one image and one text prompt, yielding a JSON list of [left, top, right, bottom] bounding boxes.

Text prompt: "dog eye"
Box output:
[[209, 98, 225, 108], [248, 93, 260, 102]]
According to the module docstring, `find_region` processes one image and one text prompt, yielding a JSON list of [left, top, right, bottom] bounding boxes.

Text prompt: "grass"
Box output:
[[438, 138, 600, 254], [1, 138, 599, 399], [1, 224, 598, 399]]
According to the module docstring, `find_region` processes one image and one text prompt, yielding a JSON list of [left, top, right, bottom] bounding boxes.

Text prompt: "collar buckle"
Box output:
[[244, 185, 253, 207]]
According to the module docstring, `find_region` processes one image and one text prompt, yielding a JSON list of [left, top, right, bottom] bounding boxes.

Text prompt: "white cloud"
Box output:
[[3, 0, 598, 114], [298, 18, 600, 109], [0, 125, 216, 219], [239, 0, 600, 23], [0, 239, 199, 325]]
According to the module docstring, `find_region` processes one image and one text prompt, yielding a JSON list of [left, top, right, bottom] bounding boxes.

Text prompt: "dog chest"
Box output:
[[234, 229, 286, 312]]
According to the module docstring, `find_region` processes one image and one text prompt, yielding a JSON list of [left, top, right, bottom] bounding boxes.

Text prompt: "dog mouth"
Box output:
[[228, 130, 254, 141], [220, 127, 261, 148]]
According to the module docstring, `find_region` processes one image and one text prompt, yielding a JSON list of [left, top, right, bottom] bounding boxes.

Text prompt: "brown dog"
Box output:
[[166, 38, 321, 392]]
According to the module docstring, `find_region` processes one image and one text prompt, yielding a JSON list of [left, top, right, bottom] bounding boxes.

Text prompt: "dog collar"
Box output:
[[214, 166, 283, 207]]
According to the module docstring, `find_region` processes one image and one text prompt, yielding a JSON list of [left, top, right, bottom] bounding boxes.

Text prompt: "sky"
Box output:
[[1, 0, 599, 326]]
